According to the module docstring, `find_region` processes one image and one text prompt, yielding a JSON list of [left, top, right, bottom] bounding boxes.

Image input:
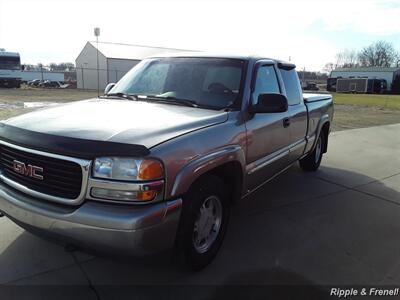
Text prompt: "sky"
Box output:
[[1, 0, 400, 71]]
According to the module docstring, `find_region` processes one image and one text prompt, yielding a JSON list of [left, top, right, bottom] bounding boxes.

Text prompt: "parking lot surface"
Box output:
[[0, 123, 399, 299]]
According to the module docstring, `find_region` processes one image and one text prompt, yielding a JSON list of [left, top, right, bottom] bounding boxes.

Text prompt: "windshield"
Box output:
[[110, 57, 245, 110], [0, 56, 21, 70]]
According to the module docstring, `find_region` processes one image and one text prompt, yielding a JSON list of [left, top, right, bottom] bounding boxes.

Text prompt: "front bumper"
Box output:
[[0, 182, 182, 256]]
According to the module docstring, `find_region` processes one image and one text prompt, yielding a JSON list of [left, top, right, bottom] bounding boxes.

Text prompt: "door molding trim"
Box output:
[[246, 147, 289, 175], [289, 138, 307, 154], [243, 161, 296, 199], [246, 138, 307, 176]]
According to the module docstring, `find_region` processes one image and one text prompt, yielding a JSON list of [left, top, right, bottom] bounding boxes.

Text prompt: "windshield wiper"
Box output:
[[106, 92, 137, 101], [142, 95, 198, 108]]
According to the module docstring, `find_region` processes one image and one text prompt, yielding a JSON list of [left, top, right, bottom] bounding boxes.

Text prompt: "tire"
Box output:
[[299, 131, 325, 172], [177, 175, 230, 270]]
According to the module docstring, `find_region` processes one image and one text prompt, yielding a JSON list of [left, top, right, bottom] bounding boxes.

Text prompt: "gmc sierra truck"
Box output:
[[0, 54, 333, 269]]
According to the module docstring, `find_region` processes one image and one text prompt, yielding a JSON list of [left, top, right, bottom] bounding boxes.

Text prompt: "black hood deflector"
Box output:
[[0, 123, 150, 159]]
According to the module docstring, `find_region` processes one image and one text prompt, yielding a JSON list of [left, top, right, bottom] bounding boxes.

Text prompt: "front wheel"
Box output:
[[299, 132, 325, 172], [177, 175, 230, 270]]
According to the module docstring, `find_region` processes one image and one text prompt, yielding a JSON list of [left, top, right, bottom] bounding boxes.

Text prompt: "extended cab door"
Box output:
[[278, 65, 308, 162], [245, 62, 291, 191]]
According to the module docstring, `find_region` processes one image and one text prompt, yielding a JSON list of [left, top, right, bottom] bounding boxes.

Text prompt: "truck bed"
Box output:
[[303, 93, 332, 103]]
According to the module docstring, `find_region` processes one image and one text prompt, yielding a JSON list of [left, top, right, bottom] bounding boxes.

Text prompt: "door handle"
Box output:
[[283, 118, 290, 128]]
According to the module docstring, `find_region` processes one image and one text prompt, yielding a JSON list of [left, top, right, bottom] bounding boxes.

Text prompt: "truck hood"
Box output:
[[3, 99, 228, 149]]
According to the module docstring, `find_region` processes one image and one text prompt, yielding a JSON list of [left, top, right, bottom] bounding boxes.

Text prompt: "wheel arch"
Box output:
[[320, 121, 330, 153], [307, 115, 330, 155], [170, 146, 245, 203]]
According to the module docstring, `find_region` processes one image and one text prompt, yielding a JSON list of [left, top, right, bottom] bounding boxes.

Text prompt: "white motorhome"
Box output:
[[0, 49, 21, 88]]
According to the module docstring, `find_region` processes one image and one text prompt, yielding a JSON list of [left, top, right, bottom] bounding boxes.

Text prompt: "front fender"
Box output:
[[170, 145, 246, 198]]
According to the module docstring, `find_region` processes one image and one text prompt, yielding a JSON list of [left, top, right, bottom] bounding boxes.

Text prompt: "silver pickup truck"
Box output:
[[0, 54, 333, 269]]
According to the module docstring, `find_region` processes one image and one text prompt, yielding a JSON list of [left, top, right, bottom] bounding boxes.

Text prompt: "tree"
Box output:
[[394, 52, 400, 67], [37, 63, 46, 70], [48, 62, 75, 71], [358, 41, 399, 67], [49, 63, 58, 71], [335, 49, 359, 68], [23, 64, 35, 71], [323, 63, 335, 74], [22, 63, 75, 71]]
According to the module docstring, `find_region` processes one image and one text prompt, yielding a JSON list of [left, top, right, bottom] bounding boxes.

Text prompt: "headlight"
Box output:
[[93, 157, 164, 181], [90, 157, 164, 203]]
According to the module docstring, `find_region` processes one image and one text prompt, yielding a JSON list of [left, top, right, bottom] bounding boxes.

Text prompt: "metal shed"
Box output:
[[75, 42, 193, 90]]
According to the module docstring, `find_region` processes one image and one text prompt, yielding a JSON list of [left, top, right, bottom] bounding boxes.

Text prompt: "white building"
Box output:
[[76, 41, 193, 90], [330, 67, 400, 90]]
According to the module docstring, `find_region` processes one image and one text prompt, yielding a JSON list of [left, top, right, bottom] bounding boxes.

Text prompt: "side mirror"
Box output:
[[104, 83, 116, 95], [250, 93, 288, 113]]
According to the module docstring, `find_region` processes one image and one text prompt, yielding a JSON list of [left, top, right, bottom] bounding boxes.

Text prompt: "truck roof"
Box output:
[[149, 52, 295, 67]]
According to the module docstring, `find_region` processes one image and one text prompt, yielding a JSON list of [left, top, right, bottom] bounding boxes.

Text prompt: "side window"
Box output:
[[280, 69, 302, 105], [252, 65, 280, 104]]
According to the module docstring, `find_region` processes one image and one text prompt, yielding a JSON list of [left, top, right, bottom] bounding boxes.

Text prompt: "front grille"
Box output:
[[0, 144, 83, 199]]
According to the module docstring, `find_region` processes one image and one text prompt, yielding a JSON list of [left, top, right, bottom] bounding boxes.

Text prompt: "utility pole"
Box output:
[[81, 64, 85, 89], [40, 64, 44, 82], [94, 27, 100, 97]]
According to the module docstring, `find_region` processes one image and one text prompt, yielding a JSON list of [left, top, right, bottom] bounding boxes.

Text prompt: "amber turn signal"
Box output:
[[139, 160, 164, 180], [136, 190, 157, 201]]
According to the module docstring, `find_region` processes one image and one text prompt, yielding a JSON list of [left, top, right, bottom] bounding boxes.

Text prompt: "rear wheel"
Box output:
[[299, 131, 325, 172], [177, 175, 230, 270]]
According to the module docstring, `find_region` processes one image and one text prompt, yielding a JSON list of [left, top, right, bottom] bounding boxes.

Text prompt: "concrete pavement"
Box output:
[[0, 123, 399, 299]]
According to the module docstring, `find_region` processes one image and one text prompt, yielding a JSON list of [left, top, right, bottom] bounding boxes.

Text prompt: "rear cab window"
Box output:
[[280, 68, 303, 105]]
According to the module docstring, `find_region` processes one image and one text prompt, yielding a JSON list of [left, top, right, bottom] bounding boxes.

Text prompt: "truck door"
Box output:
[[279, 66, 308, 162], [245, 62, 291, 191]]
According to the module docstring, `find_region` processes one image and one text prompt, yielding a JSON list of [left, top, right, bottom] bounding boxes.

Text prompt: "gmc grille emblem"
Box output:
[[12, 160, 44, 180]]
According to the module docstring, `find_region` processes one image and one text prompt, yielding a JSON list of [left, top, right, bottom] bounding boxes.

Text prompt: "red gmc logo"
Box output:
[[12, 160, 44, 180]]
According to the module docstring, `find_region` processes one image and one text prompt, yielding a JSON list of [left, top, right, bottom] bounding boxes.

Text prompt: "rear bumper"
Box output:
[[0, 182, 182, 256]]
